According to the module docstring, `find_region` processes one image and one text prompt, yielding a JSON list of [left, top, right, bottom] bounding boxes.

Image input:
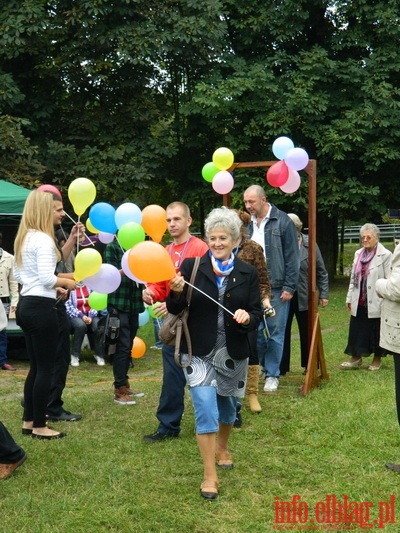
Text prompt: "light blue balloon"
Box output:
[[115, 202, 143, 229], [272, 136, 295, 160], [139, 309, 150, 327], [89, 202, 118, 234]]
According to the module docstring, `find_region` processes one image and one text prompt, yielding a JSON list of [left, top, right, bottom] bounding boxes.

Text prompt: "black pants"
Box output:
[[0, 422, 25, 464], [281, 292, 309, 374], [247, 329, 259, 366], [47, 303, 71, 416], [113, 311, 139, 389], [16, 296, 59, 427]]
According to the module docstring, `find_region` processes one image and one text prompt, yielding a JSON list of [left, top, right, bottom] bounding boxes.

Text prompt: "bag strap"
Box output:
[[185, 256, 200, 306], [174, 256, 200, 367]]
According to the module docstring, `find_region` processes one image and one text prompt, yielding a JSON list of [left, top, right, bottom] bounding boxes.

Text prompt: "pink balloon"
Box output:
[[83, 264, 121, 294], [266, 161, 289, 187], [280, 168, 301, 193], [121, 251, 146, 283], [98, 231, 115, 244], [38, 184, 62, 199], [285, 148, 309, 171], [212, 170, 234, 195]]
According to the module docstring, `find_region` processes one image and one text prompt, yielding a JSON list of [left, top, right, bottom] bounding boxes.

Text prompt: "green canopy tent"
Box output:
[[0, 180, 30, 357], [0, 179, 30, 218], [0, 179, 29, 258]]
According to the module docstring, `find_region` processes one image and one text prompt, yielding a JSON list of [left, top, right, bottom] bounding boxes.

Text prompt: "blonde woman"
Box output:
[[14, 191, 76, 440]]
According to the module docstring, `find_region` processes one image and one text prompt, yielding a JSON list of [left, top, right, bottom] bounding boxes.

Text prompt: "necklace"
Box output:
[[169, 236, 192, 268]]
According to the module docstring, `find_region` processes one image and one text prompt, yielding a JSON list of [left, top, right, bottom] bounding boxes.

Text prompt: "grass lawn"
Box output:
[[1, 274, 399, 532]]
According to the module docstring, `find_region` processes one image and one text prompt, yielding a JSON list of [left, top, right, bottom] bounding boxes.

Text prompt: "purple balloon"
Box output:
[[98, 231, 115, 244], [285, 148, 309, 171], [83, 264, 121, 294], [121, 251, 146, 283]]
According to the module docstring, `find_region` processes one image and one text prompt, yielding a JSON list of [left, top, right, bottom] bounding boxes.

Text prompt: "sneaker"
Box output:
[[71, 356, 80, 367], [143, 431, 179, 443], [263, 376, 279, 392], [94, 355, 105, 366], [47, 410, 82, 422], [1, 363, 17, 371], [114, 387, 136, 405], [150, 345, 162, 350]]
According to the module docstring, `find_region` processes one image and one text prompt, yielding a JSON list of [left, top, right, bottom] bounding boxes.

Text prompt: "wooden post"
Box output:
[[228, 159, 328, 395]]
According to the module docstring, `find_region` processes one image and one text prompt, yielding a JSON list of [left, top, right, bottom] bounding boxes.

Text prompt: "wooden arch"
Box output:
[[225, 159, 329, 395]]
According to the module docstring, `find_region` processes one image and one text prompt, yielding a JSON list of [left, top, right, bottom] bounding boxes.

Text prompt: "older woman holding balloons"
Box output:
[[14, 191, 76, 440], [166, 208, 262, 500]]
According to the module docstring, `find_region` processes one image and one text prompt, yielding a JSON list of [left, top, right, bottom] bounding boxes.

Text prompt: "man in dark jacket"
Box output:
[[244, 185, 299, 392]]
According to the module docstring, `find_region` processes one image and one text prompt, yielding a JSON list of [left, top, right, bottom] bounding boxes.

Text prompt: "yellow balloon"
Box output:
[[212, 147, 234, 171], [68, 178, 97, 216], [74, 248, 102, 282], [86, 218, 99, 234]]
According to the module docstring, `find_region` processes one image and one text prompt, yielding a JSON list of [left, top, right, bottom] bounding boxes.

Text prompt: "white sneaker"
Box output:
[[71, 356, 80, 367], [264, 377, 279, 392], [94, 355, 105, 366]]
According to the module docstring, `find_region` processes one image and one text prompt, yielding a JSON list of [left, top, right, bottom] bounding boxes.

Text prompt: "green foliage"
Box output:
[[1, 0, 400, 249]]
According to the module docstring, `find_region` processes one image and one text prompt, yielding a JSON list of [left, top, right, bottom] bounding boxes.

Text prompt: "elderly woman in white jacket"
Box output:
[[376, 243, 400, 471], [341, 223, 392, 371]]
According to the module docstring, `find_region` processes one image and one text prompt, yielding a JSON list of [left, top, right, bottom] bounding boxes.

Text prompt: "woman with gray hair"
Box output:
[[341, 223, 392, 370], [166, 207, 262, 500]]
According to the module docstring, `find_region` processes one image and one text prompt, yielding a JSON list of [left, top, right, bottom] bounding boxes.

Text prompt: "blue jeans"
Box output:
[[257, 288, 290, 378], [152, 318, 163, 348], [70, 316, 104, 357], [0, 330, 7, 367], [190, 386, 237, 434], [112, 311, 138, 389], [156, 343, 186, 435]]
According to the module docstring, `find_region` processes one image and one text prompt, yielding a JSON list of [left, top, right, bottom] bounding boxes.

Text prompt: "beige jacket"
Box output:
[[346, 242, 392, 318], [376, 244, 400, 354], [0, 249, 19, 306]]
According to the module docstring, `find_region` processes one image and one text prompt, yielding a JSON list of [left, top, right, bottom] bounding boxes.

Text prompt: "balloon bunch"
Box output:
[[58, 179, 176, 316], [64, 178, 171, 359], [201, 147, 235, 195], [267, 137, 309, 194]]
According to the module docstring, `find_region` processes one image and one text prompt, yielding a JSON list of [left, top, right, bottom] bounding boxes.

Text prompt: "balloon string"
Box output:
[[183, 280, 235, 317], [63, 212, 96, 246], [76, 215, 80, 254], [115, 235, 125, 253]]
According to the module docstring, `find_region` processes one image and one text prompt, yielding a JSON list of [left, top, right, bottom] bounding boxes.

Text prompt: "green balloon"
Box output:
[[148, 303, 163, 319], [202, 161, 219, 183], [118, 222, 146, 250], [88, 291, 108, 311]]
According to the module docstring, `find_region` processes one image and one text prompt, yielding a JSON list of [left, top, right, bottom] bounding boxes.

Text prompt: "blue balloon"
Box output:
[[89, 203, 118, 234], [272, 136, 295, 160], [139, 309, 150, 327], [115, 202, 142, 229]]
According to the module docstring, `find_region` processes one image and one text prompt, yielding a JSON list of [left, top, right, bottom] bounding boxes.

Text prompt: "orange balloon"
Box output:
[[128, 241, 176, 283], [131, 337, 146, 358], [141, 204, 167, 242]]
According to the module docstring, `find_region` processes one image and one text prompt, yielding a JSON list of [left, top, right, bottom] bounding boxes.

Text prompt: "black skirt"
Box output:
[[344, 305, 386, 358]]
